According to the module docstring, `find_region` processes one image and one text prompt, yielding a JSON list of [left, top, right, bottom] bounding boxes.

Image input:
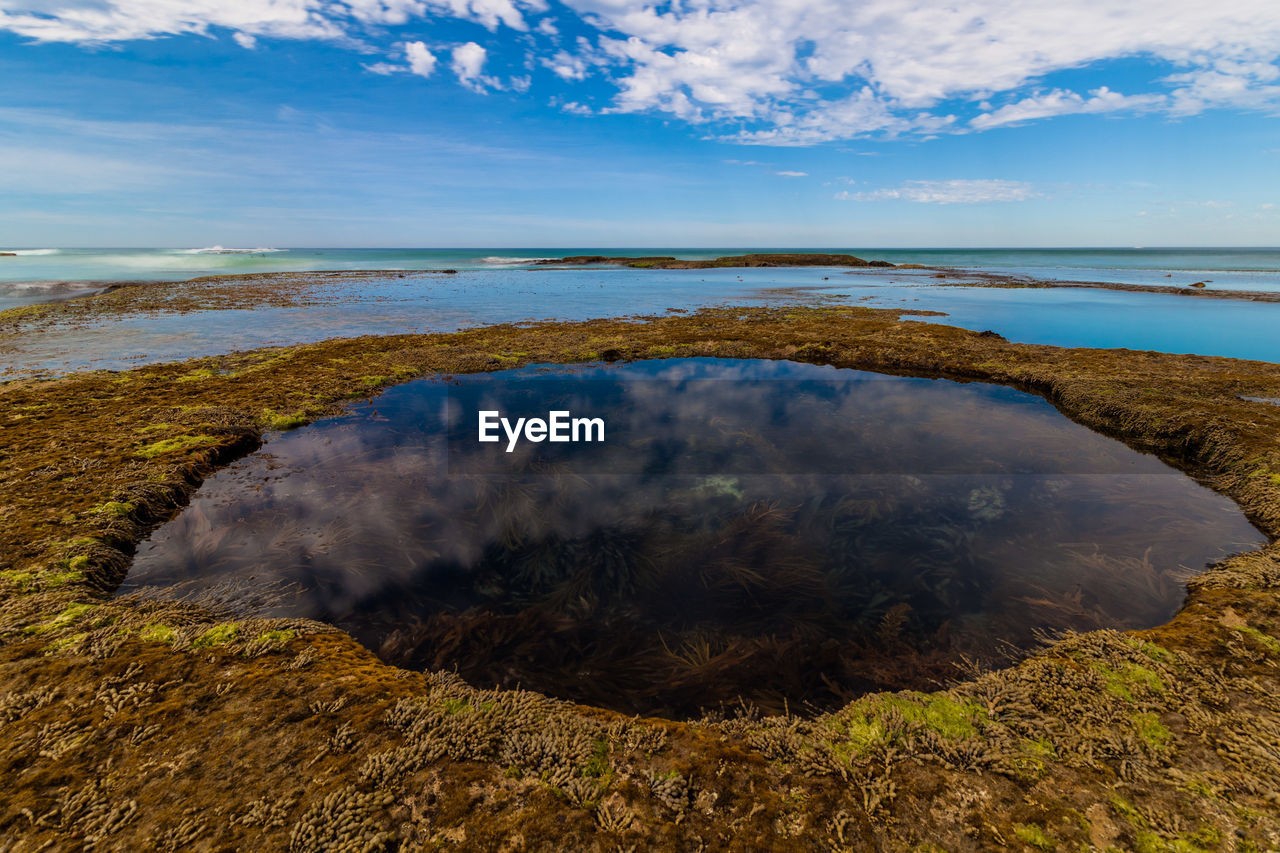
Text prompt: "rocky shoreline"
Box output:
[[2, 305, 1279, 849]]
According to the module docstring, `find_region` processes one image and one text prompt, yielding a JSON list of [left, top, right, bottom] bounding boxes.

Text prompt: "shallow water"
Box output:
[[5, 266, 1280, 377], [122, 358, 1264, 717]]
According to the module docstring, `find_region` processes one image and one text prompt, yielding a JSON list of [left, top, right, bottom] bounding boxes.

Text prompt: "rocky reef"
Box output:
[[537, 253, 895, 269], [2, 305, 1280, 849]]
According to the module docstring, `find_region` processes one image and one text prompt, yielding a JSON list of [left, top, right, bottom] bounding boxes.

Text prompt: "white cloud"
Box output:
[[835, 179, 1036, 204], [775, 170, 806, 177], [551, 98, 592, 115], [452, 41, 497, 91], [542, 49, 590, 80], [970, 87, 1164, 129], [2, 0, 1280, 143], [563, 0, 1280, 142], [0, 0, 543, 44], [232, 31, 257, 49], [405, 40, 436, 77]]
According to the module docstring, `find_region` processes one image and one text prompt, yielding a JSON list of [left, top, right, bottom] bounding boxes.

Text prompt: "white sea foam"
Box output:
[[478, 256, 552, 265], [175, 246, 286, 255], [1, 248, 60, 256]]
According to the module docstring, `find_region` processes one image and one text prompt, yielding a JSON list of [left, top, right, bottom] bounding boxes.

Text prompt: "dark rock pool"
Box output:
[[121, 358, 1264, 717]]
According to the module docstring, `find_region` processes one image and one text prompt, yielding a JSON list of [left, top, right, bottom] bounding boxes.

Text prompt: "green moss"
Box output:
[[25, 602, 95, 635], [135, 434, 220, 458], [67, 555, 90, 571], [139, 623, 177, 644], [177, 368, 216, 382], [1013, 823, 1055, 850], [193, 622, 240, 648]]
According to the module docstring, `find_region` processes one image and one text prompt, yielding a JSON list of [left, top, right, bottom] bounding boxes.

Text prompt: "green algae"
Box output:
[[135, 434, 221, 458], [24, 602, 95, 635], [1091, 661, 1165, 702], [92, 501, 135, 518], [139, 623, 177, 644], [261, 410, 308, 431], [1013, 822, 1056, 850], [823, 692, 988, 759], [1133, 712, 1172, 753], [193, 622, 240, 648]]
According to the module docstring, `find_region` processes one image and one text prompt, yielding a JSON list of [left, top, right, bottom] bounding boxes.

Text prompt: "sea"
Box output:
[[2, 246, 1279, 373], [2, 246, 1280, 289]]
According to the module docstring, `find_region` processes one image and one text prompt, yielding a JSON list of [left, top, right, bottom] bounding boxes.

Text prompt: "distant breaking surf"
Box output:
[[176, 246, 287, 255], [478, 256, 554, 265]]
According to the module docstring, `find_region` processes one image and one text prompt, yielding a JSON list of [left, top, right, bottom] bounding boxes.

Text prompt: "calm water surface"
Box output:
[[122, 358, 1264, 717], [5, 265, 1280, 376]]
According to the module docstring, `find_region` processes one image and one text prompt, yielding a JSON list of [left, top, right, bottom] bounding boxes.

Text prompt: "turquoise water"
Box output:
[[2, 246, 1278, 289]]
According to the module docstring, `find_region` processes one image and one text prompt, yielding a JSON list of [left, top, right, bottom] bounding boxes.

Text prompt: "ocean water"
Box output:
[[121, 358, 1264, 716], [2, 246, 1278, 289]]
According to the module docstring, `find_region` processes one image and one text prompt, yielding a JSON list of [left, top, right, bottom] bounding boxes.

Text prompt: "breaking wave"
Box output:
[[478, 256, 552, 265], [176, 246, 287, 255]]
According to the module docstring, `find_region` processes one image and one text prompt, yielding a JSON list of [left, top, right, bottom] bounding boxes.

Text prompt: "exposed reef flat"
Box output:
[[0, 269, 461, 336], [536, 252, 895, 269], [3, 306, 1280, 850], [883, 266, 1280, 303]]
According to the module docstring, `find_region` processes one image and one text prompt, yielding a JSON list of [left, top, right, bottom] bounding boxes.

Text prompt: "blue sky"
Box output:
[[1, 0, 1278, 247]]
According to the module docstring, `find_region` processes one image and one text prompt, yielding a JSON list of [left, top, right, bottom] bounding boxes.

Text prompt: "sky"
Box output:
[[1, 0, 1278, 247]]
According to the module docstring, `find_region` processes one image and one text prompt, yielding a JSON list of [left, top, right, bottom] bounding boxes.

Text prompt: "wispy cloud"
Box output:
[[835, 179, 1037, 204], [971, 87, 1164, 129], [775, 170, 807, 177]]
